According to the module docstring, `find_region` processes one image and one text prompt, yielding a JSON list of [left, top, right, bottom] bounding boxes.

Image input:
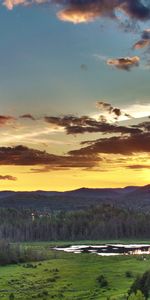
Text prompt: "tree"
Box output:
[[128, 290, 145, 300], [129, 271, 150, 299]]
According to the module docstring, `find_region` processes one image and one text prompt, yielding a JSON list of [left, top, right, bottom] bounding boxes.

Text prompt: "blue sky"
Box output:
[[0, 4, 150, 116]]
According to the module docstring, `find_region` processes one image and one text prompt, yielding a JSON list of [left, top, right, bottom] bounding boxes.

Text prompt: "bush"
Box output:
[[128, 290, 145, 300], [96, 275, 108, 288], [126, 271, 133, 278], [9, 293, 15, 300]]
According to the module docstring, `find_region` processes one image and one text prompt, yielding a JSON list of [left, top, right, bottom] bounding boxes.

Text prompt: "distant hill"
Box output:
[[0, 185, 149, 212]]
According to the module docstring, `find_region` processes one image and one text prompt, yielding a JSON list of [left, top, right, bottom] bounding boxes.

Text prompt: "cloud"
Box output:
[[57, 9, 99, 24], [44, 115, 141, 135], [69, 132, 150, 156], [107, 56, 140, 71], [121, 103, 150, 119], [0, 175, 17, 181], [142, 28, 150, 40], [19, 114, 36, 121], [126, 164, 150, 169], [3, 0, 150, 24], [96, 101, 132, 120], [1, 114, 150, 171], [3, 0, 28, 10], [0, 115, 15, 126], [56, 0, 150, 24], [132, 28, 150, 50], [0, 145, 100, 169], [133, 121, 150, 131], [133, 39, 150, 49]]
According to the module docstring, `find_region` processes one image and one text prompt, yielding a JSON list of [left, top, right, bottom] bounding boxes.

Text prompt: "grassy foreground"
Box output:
[[0, 242, 150, 300]]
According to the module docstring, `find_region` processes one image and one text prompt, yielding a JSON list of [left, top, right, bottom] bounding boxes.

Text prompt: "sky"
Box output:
[[0, 0, 150, 191]]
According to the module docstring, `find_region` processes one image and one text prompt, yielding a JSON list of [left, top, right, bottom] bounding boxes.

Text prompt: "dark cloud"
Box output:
[[133, 121, 150, 131], [20, 114, 36, 121], [96, 101, 132, 119], [0, 145, 100, 169], [69, 132, 150, 156], [0, 175, 17, 181], [126, 164, 150, 169], [56, 0, 150, 24], [4, 0, 150, 23], [0, 115, 15, 126], [44, 115, 140, 135], [107, 56, 140, 71], [142, 28, 150, 40]]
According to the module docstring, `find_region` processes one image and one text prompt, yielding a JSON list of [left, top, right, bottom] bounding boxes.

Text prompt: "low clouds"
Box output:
[[96, 101, 131, 120], [44, 115, 140, 135], [107, 56, 140, 71], [20, 114, 36, 121], [66, 118, 150, 158], [133, 121, 150, 132], [69, 132, 150, 156], [126, 164, 150, 169], [0, 145, 100, 169], [0, 175, 17, 181], [1, 104, 150, 172], [0, 115, 15, 126]]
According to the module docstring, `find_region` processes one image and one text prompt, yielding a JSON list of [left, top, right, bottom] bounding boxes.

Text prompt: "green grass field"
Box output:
[[1, 242, 150, 300]]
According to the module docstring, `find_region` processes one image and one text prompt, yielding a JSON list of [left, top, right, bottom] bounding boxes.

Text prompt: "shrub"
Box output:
[[128, 290, 145, 300], [9, 293, 15, 300], [96, 275, 108, 288], [126, 271, 133, 278]]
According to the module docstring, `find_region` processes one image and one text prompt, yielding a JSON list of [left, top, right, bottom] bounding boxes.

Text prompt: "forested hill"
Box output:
[[0, 184, 150, 212], [0, 186, 150, 241], [1, 205, 150, 241]]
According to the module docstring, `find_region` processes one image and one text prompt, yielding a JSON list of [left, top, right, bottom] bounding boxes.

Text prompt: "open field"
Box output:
[[0, 242, 150, 299]]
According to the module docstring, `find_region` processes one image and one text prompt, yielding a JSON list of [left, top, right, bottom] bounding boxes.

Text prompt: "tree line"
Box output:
[[0, 204, 150, 241]]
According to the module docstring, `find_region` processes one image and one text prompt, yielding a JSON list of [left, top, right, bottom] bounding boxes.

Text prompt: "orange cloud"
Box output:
[[0, 115, 15, 126], [57, 8, 100, 24], [107, 56, 140, 71], [3, 0, 27, 9], [3, 0, 150, 25], [0, 175, 17, 181], [133, 39, 150, 49]]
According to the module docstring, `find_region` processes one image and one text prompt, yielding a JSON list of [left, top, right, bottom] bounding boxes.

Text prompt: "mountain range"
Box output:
[[0, 185, 150, 212]]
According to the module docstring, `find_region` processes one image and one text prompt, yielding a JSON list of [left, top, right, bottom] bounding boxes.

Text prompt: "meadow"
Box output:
[[0, 241, 150, 300]]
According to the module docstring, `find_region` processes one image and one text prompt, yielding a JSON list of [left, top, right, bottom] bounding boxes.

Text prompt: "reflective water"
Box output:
[[54, 244, 150, 256]]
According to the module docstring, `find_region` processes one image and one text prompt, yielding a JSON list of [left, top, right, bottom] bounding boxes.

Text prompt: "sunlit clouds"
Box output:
[[0, 175, 17, 181], [57, 9, 99, 24], [1, 0, 150, 190], [107, 56, 140, 71], [3, 0, 150, 24]]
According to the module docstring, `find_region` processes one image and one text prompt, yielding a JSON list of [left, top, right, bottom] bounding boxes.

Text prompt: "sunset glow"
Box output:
[[0, 0, 150, 191]]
